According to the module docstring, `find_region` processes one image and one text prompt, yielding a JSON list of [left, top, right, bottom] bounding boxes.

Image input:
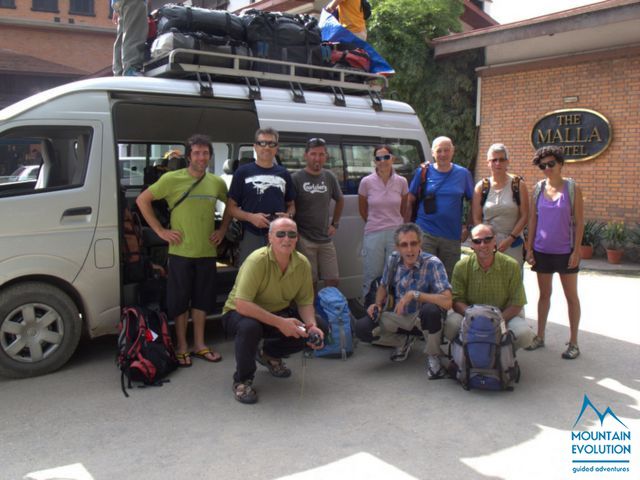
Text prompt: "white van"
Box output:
[[0, 54, 431, 378]]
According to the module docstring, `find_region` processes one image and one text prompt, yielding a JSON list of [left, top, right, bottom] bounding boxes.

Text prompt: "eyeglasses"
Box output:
[[490, 157, 508, 163], [255, 140, 278, 148], [538, 160, 557, 170], [398, 241, 420, 248], [375, 154, 392, 162], [471, 235, 495, 245], [274, 230, 298, 239], [307, 137, 326, 147]]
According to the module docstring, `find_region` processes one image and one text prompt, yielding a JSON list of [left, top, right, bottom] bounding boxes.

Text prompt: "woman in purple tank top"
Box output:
[[525, 146, 584, 360]]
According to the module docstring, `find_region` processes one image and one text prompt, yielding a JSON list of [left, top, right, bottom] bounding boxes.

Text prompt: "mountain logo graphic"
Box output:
[[573, 394, 628, 429]]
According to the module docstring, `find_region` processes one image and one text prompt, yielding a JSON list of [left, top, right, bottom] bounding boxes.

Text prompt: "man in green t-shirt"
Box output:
[[444, 223, 535, 351], [222, 217, 326, 404], [137, 134, 230, 367]]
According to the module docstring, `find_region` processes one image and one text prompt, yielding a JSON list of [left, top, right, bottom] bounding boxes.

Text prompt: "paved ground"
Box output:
[[1, 262, 638, 480]]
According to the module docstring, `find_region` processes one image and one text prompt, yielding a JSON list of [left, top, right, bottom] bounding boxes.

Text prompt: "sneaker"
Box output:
[[256, 350, 292, 378], [232, 380, 257, 404], [427, 366, 447, 380], [123, 67, 143, 77], [390, 335, 415, 362], [525, 335, 545, 351], [562, 343, 580, 360], [427, 356, 446, 380]]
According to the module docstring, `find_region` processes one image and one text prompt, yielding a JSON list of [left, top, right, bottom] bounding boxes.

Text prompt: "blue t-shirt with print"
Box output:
[[228, 161, 295, 236], [409, 163, 473, 241]]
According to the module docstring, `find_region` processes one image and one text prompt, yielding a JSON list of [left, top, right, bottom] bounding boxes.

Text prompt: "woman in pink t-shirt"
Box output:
[[358, 145, 409, 299]]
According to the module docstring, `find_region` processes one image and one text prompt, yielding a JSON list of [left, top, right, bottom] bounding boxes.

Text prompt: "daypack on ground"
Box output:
[[117, 306, 178, 397], [449, 304, 520, 391], [314, 287, 354, 359]]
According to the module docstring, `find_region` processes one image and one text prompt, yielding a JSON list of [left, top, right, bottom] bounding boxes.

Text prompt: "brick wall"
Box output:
[[0, 0, 113, 27], [476, 52, 640, 225], [0, 0, 115, 74]]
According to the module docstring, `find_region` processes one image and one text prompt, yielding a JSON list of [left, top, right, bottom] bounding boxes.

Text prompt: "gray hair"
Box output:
[[431, 136, 453, 149], [268, 216, 296, 234], [394, 223, 423, 245], [471, 223, 496, 238], [487, 143, 509, 160], [255, 127, 279, 143]]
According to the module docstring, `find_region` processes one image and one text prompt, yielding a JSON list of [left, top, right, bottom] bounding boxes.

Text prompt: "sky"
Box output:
[[484, 0, 604, 23]]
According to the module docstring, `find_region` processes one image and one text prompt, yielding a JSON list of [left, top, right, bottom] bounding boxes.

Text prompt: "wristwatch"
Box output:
[[331, 221, 339, 228], [412, 290, 420, 302]]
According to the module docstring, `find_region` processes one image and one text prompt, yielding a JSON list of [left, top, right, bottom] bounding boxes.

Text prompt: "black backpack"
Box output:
[[480, 175, 522, 207], [117, 306, 178, 397]]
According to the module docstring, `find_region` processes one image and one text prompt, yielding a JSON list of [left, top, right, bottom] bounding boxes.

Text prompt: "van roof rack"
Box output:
[[144, 49, 387, 107]]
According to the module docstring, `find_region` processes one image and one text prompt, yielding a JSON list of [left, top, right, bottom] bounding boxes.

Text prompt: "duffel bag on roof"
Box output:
[[242, 9, 321, 47], [155, 4, 245, 42]]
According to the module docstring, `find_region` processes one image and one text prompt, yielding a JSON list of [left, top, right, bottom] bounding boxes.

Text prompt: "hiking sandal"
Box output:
[[256, 350, 291, 378], [562, 343, 580, 360], [233, 381, 257, 404], [525, 335, 545, 351]]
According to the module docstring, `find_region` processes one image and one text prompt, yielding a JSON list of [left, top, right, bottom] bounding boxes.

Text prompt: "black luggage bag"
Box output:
[[155, 4, 245, 42]]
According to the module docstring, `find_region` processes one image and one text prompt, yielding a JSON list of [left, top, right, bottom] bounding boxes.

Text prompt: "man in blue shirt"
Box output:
[[357, 223, 452, 379], [227, 128, 296, 264], [408, 136, 474, 279]]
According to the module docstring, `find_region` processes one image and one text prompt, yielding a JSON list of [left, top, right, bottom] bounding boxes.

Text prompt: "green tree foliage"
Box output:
[[369, 0, 482, 168]]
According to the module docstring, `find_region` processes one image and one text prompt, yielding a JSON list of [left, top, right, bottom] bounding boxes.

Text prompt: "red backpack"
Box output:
[[117, 306, 178, 397]]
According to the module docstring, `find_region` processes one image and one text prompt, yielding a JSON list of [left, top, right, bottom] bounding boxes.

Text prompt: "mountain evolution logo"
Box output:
[[570, 394, 632, 476], [573, 394, 629, 429]]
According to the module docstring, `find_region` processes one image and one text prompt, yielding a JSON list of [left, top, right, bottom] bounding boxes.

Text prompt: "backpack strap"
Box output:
[[511, 175, 522, 206], [415, 162, 429, 203], [480, 177, 490, 207], [169, 173, 206, 213]]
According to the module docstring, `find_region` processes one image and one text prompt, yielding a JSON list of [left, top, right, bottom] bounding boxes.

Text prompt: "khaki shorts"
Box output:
[[297, 235, 339, 283]]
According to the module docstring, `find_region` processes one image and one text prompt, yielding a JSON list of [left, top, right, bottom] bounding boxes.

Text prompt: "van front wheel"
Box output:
[[0, 282, 81, 378]]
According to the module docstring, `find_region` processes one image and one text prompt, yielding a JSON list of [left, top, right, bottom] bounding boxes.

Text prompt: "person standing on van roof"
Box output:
[[408, 136, 474, 280], [221, 217, 326, 404], [326, 0, 368, 40], [358, 145, 409, 300], [292, 138, 344, 292], [226, 128, 296, 265], [111, 0, 148, 76], [136, 134, 230, 367]]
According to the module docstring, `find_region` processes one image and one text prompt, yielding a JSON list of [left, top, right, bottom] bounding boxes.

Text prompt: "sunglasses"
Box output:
[[256, 140, 278, 148], [471, 235, 495, 245], [274, 230, 298, 239], [398, 241, 420, 248], [538, 160, 557, 170], [307, 137, 326, 147], [490, 157, 508, 163], [375, 154, 392, 162]]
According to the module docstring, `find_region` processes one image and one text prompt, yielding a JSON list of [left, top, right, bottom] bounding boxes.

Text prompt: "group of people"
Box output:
[[136, 129, 342, 404], [136, 129, 584, 405]]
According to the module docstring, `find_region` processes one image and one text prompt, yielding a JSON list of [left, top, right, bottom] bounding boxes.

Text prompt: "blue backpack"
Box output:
[[450, 305, 520, 391], [314, 287, 354, 360]]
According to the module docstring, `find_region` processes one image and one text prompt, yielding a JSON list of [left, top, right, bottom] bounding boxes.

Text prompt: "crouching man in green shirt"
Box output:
[[444, 223, 535, 351], [222, 217, 326, 404]]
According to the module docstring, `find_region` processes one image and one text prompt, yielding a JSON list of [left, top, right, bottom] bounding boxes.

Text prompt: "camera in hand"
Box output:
[[307, 331, 323, 347]]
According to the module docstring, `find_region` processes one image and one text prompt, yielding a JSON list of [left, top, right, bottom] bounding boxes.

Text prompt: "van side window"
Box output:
[[275, 138, 424, 195], [0, 126, 92, 197], [117, 143, 186, 187]]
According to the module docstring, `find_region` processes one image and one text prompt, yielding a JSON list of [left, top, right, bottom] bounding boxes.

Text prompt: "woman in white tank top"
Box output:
[[471, 143, 529, 266]]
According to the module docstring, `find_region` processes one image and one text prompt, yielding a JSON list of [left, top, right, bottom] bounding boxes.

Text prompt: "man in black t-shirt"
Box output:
[[227, 128, 296, 264]]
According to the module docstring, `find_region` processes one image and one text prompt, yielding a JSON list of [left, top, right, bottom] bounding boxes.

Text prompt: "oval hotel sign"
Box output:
[[531, 108, 611, 162]]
